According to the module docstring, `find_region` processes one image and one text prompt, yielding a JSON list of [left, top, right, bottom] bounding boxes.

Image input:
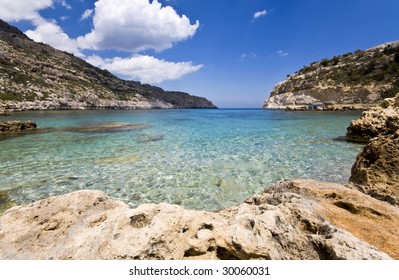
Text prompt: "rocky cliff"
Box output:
[[264, 41, 399, 109], [0, 20, 216, 110]]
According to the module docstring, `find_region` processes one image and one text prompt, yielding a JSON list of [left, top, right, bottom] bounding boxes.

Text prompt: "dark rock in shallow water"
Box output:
[[0, 192, 16, 215], [0, 121, 37, 133], [0, 192, 8, 204], [136, 134, 164, 143], [63, 122, 149, 133]]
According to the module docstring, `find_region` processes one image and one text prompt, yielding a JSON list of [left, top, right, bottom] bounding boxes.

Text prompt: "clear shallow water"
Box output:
[[0, 109, 363, 211]]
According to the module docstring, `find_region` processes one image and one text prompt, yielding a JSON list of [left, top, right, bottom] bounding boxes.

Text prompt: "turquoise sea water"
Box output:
[[0, 109, 363, 211]]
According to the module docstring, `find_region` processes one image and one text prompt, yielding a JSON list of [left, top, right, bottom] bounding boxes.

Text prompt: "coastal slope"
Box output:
[[0, 20, 216, 111], [264, 41, 399, 109]]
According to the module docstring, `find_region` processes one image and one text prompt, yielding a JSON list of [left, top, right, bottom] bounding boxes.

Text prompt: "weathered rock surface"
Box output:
[[0, 20, 216, 110], [350, 132, 399, 205], [264, 41, 399, 109], [0, 108, 10, 116], [347, 93, 399, 142], [347, 93, 399, 206], [0, 120, 37, 133], [0, 179, 396, 260]]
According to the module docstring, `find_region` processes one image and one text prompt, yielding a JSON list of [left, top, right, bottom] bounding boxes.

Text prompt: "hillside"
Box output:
[[264, 41, 399, 109], [0, 20, 216, 111]]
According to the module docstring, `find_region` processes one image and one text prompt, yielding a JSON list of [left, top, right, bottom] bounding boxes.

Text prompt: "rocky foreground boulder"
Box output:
[[0, 179, 397, 260]]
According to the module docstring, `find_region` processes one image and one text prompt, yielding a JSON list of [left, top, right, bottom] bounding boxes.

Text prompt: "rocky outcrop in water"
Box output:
[[347, 93, 399, 205], [350, 132, 399, 206], [0, 120, 37, 133], [347, 93, 399, 142], [264, 42, 399, 109], [0, 20, 216, 111], [0, 179, 397, 260]]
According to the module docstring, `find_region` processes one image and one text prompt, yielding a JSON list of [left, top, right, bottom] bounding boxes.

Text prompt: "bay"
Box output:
[[0, 109, 363, 211]]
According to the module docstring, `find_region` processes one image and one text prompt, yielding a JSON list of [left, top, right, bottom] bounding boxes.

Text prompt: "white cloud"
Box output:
[[77, 0, 199, 52], [240, 52, 257, 61], [0, 0, 202, 83], [0, 0, 53, 21], [57, 0, 72, 10], [25, 19, 84, 57], [277, 50, 288, 57], [253, 10, 268, 19], [86, 55, 203, 84], [80, 9, 93, 20]]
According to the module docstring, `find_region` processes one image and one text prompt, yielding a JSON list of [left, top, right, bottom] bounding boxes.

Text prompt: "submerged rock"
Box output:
[[0, 180, 396, 260], [0, 121, 37, 133], [136, 134, 165, 143], [0, 192, 16, 215], [63, 122, 148, 133]]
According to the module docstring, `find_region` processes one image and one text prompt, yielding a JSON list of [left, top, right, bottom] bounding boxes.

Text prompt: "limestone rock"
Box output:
[[0, 108, 10, 116], [264, 41, 399, 109], [0, 121, 37, 133], [350, 132, 399, 205], [347, 93, 399, 142], [0, 180, 396, 260]]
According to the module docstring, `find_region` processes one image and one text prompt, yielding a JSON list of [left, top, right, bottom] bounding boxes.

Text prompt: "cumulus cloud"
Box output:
[[86, 55, 203, 83], [253, 10, 268, 19], [80, 9, 93, 20], [25, 19, 84, 57], [0, 0, 202, 83], [77, 0, 199, 52], [0, 0, 53, 21]]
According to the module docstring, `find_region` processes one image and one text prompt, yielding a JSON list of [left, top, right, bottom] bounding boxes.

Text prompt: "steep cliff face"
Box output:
[[0, 20, 216, 110], [264, 41, 399, 109]]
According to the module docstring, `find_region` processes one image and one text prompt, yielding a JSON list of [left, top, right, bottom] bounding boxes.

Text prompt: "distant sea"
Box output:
[[0, 109, 364, 211]]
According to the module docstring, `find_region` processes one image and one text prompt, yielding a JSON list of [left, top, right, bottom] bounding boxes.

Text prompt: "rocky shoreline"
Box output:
[[0, 95, 398, 260], [0, 108, 10, 116], [284, 103, 377, 111]]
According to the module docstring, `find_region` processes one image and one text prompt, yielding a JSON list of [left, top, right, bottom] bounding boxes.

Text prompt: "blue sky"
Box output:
[[1, 0, 399, 107]]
